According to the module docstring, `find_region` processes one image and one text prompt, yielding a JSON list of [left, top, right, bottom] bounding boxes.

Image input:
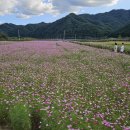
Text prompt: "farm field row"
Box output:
[[75, 41, 130, 54]]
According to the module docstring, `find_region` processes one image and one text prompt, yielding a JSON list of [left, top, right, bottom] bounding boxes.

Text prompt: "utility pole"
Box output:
[[63, 30, 66, 40], [75, 34, 77, 41], [18, 29, 20, 40]]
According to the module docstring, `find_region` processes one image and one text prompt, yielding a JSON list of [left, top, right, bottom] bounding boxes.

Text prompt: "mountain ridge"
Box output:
[[0, 9, 130, 38]]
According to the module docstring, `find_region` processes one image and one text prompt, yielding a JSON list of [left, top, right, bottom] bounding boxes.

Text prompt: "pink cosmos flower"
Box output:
[[123, 127, 130, 130], [103, 120, 112, 127]]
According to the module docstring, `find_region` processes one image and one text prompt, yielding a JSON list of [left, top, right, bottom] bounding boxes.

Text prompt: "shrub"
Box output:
[[0, 87, 9, 125], [0, 33, 8, 40], [9, 104, 31, 130]]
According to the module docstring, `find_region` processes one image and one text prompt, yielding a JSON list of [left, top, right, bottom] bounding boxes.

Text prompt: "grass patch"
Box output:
[[9, 104, 31, 130]]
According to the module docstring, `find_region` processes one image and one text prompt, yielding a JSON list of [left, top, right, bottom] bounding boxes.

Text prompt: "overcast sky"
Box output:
[[0, 0, 130, 25]]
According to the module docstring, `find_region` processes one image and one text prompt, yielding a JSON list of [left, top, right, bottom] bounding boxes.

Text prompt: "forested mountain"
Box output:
[[0, 22, 47, 37], [0, 9, 130, 39], [0, 33, 8, 40], [110, 23, 130, 37]]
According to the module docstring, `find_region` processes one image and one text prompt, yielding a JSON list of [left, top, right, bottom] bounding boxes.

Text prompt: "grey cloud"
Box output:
[[0, 0, 119, 18]]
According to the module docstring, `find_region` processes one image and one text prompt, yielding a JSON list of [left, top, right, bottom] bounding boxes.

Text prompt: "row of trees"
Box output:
[[0, 33, 8, 41]]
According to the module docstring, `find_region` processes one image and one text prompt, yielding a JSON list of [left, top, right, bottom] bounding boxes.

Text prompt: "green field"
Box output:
[[75, 41, 130, 54]]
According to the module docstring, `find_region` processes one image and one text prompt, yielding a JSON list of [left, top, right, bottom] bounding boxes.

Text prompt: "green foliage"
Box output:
[[118, 34, 122, 40], [9, 104, 31, 130], [111, 23, 130, 37], [0, 104, 8, 125], [0, 87, 9, 124], [31, 109, 41, 130], [0, 33, 8, 40]]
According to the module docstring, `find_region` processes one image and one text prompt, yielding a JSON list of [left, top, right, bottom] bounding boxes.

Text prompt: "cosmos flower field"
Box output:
[[0, 41, 130, 130]]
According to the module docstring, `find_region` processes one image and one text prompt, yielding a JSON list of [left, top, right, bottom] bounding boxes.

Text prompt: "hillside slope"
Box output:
[[110, 23, 130, 37]]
